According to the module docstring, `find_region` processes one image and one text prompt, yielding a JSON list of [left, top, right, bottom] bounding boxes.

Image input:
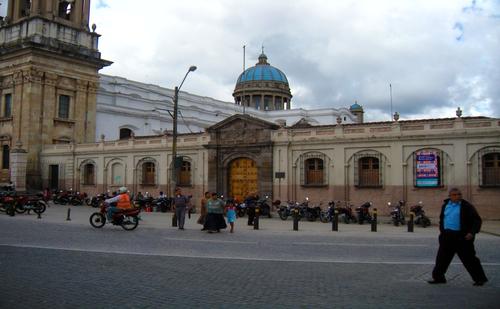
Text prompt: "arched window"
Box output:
[[142, 162, 156, 185], [305, 158, 324, 185], [358, 157, 380, 187], [178, 160, 191, 186], [119, 128, 132, 140], [414, 150, 442, 188], [111, 163, 124, 185], [58, 1, 73, 20], [2, 145, 9, 170], [83, 164, 95, 185], [482, 153, 500, 187]]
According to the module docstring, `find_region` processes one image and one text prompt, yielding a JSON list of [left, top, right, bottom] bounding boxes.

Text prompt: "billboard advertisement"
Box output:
[[415, 150, 440, 187]]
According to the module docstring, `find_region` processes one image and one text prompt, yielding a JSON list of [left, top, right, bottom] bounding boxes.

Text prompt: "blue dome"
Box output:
[[236, 53, 289, 84], [350, 102, 363, 110]]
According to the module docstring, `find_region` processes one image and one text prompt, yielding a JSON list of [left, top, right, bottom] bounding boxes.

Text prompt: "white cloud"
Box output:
[[90, 0, 500, 120]]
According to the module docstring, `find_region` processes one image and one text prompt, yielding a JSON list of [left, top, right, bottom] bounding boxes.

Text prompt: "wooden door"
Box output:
[[229, 158, 258, 202]]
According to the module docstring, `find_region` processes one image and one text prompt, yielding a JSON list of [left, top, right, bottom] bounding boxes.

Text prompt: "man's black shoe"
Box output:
[[473, 280, 487, 286], [427, 279, 446, 284]]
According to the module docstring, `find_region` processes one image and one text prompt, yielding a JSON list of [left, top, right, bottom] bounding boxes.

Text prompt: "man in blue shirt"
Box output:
[[428, 188, 488, 286]]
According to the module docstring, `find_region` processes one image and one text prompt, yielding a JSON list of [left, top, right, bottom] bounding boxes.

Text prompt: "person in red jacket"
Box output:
[[105, 187, 131, 222]]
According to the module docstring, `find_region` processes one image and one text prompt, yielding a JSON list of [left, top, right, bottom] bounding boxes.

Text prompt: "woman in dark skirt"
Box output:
[[203, 193, 227, 233]]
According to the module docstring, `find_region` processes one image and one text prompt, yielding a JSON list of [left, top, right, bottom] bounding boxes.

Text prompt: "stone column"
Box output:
[[10, 141, 27, 192]]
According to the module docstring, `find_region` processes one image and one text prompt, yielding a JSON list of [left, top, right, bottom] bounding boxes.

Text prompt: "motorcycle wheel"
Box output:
[[85, 198, 92, 206], [421, 217, 431, 227], [279, 211, 288, 221], [237, 209, 246, 217], [71, 199, 81, 206], [53, 198, 59, 205], [89, 213, 106, 228], [15, 204, 27, 214], [320, 212, 329, 223], [306, 212, 316, 222], [7, 206, 15, 216], [121, 215, 139, 231], [34, 201, 47, 214]]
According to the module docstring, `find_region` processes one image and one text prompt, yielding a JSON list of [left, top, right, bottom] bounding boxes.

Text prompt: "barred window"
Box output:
[[305, 158, 324, 185], [142, 162, 156, 185], [358, 157, 380, 187], [354, 152, 384, 188], [83, 164, 95, 185], [178, 160, 192, 186], [300, 153, 328, 186], [481, 153, 500, 187], [58, 95, 70, 119]]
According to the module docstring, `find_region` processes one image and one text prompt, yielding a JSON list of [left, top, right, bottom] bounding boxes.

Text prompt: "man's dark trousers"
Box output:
[[432, 230, 488, 282]]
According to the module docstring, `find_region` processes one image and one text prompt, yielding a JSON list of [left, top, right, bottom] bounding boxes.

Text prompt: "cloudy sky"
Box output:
[[3, 0, 499, 121]]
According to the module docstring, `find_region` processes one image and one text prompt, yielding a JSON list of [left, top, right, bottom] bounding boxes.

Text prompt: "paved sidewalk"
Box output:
[[13, 204, 500, 236]]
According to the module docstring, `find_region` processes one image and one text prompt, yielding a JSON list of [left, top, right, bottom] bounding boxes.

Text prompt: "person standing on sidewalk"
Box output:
[[173, 188, 190, 230], [197, 191, 210, 230], [428, 188, 488, 286]]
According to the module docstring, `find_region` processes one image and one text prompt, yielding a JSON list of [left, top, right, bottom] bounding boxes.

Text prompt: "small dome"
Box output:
[[236, 53, 289, 84], [350, 102, 363, 111]]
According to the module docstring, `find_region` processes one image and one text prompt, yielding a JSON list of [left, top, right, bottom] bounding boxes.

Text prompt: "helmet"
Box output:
[[119, 187, 128, 194]]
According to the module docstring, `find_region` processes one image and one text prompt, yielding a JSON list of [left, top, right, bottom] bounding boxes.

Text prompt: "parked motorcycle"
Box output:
[[356, 201, 373, 224], [14, 195, 47, 214], [337, 201, 357, 224], [304, 201, 322, 222], [52, 190, 70, 205], [236, 202, 247, 217], [89, 203, 141, 231], [0, 192, 17, 216], [320, 201, 335, 223], [154, 196, 172, 212], [257, 196, 272, 218], [388, 200, 406, 226], [411, 201, 431, 227]]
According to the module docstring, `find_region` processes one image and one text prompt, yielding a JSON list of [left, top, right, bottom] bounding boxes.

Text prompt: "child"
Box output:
[[225, 200, 237, 233]]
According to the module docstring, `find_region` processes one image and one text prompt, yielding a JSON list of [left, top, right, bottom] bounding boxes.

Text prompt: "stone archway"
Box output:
[[229, 158, 258, 201]]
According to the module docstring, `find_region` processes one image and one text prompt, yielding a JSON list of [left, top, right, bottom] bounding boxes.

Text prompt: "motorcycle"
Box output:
[[52, 190, 70, 205], [257, 196, 272, 218], [321, 201, 358, 224], [304, 201, 322, 222], [388, 200, 406, 226], [356, 201, 373, 224], [14, 195, 47, 214], [411, 201, 431, 227], [0, 192, 17, 216], [68, 191, 87, 206], [236, 202, 247, 217], [89, 202, 141, 231], [154, 196, 172, 212], [87, 193, 112, 208]]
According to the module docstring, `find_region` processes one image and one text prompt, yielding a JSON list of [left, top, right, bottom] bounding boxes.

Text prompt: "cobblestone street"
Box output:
[[0, 206, 499, 308]]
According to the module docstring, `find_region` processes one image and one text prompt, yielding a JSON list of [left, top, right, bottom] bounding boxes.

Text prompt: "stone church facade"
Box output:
[[40, 114, 500, 218]]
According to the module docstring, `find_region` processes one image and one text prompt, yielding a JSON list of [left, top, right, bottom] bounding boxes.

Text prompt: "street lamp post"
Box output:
[[170, 65, 197, 195]]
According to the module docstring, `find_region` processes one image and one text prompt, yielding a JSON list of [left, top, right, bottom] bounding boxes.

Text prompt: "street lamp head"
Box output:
[[189, 65, 197, 72]]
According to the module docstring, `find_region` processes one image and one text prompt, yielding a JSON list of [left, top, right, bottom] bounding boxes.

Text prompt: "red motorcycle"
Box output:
[[89, 202, 141, 231]]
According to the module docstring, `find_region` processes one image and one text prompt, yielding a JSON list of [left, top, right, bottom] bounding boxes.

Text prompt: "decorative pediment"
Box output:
[[290, 118, 313, 128], [207, 114, 279, 133]]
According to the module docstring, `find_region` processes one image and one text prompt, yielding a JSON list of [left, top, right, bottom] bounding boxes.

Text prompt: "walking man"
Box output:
[[428, 188, 488, 286], [173, 188, 190, 230]]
